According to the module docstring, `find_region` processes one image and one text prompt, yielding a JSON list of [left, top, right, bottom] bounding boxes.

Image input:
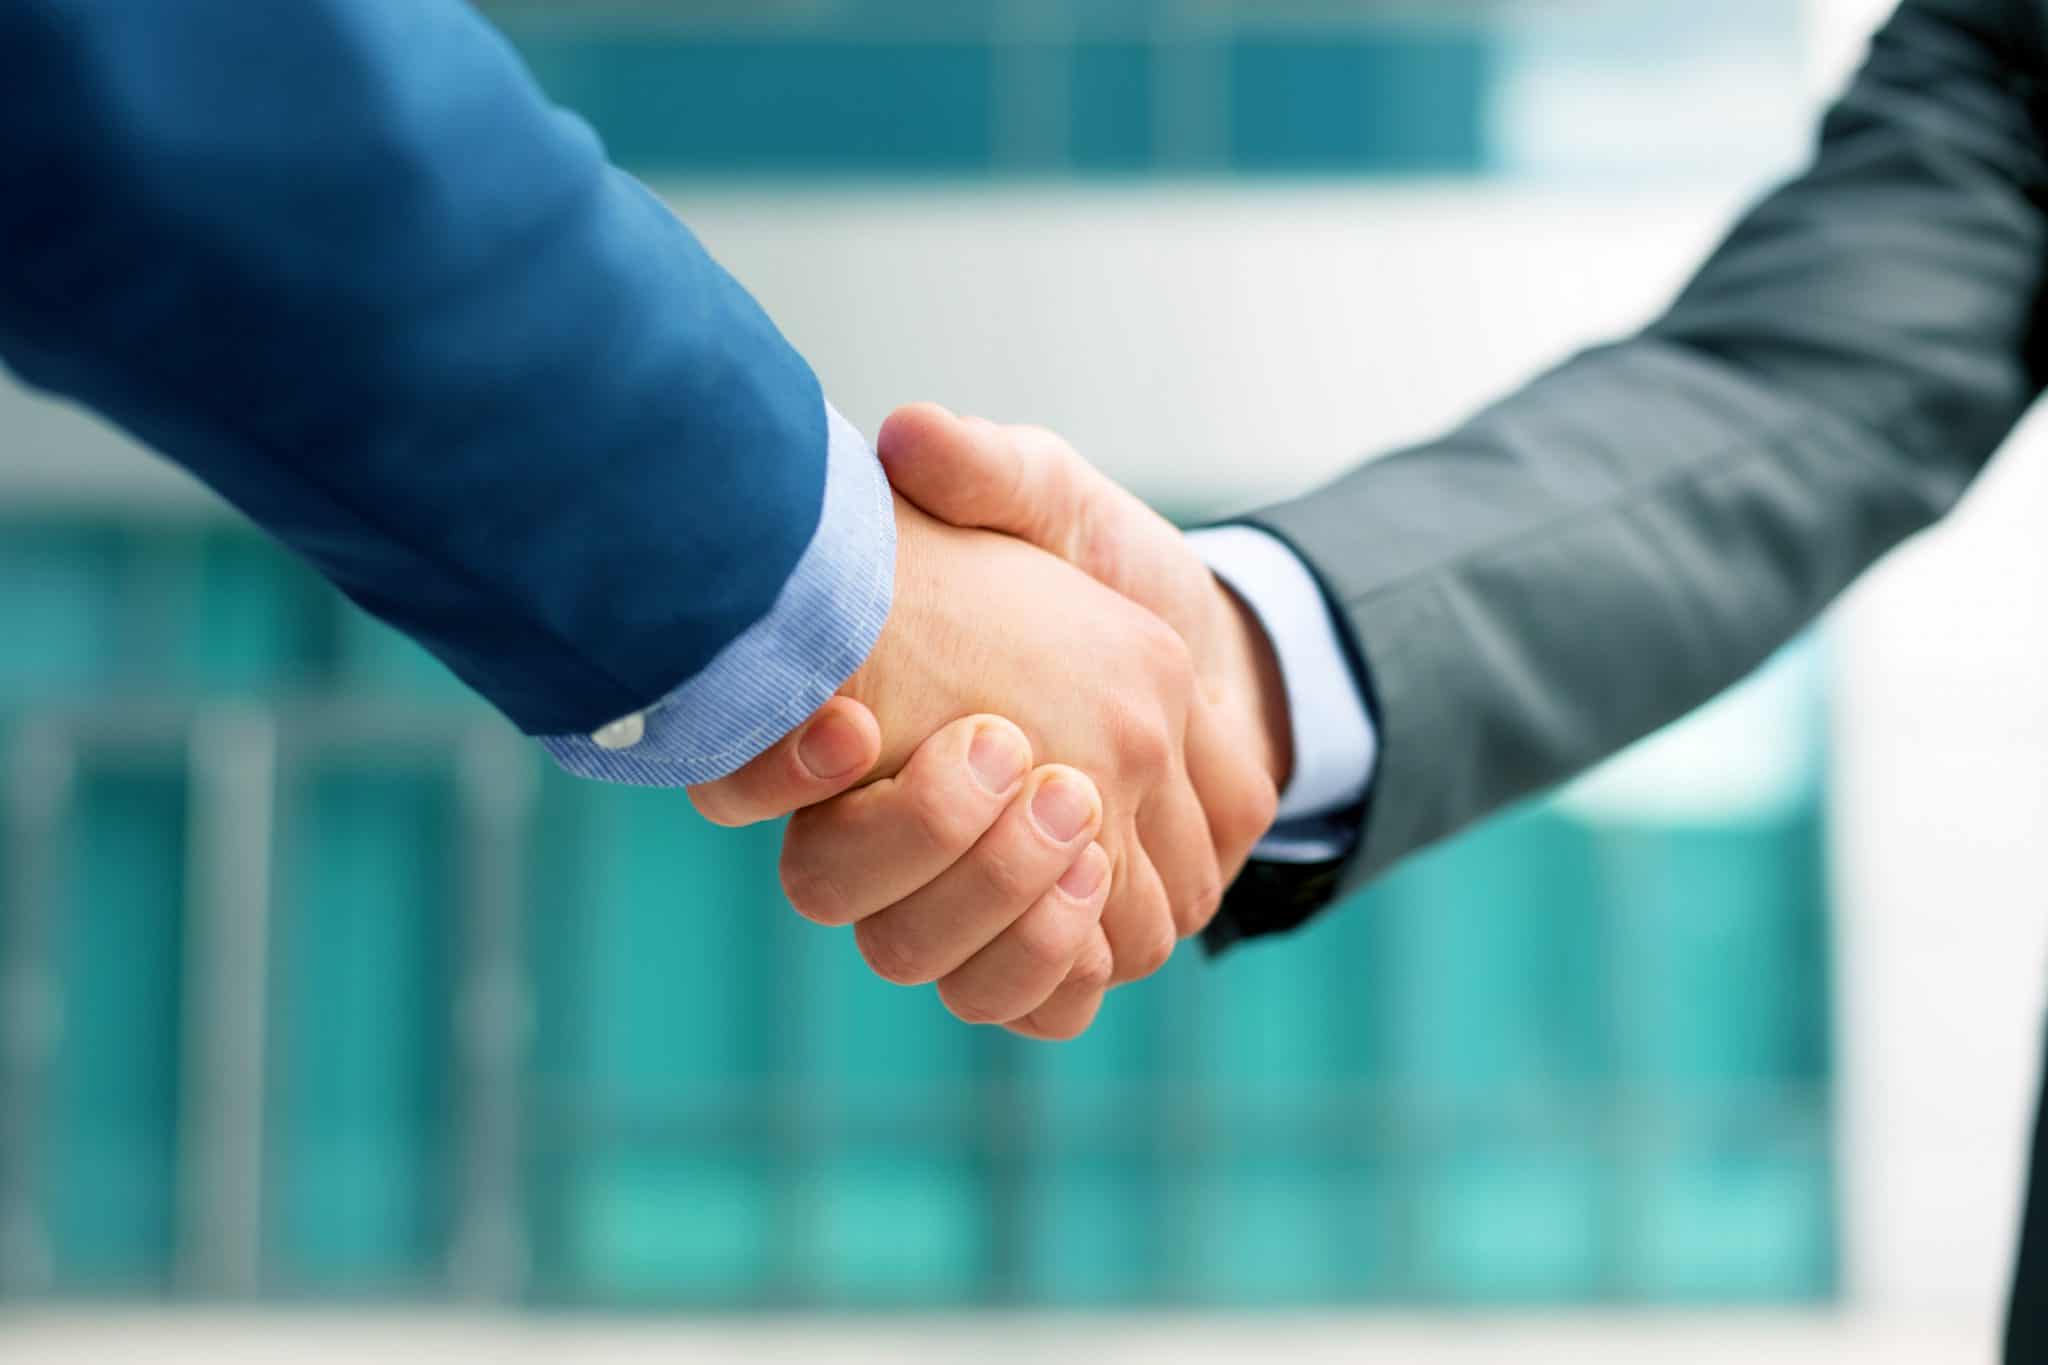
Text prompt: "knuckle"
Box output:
[[1215, 770, 1281, 860], [1135, 612, 1196, 694], [906, 777, 982, 853], [936, 977, 1006, 1027], [854, 917, 933, 987], [1109, 701, 1175, 782], [1015, 423, 1067, 451], [1242, 778, 1281, 842], [1116, 921, 1176, 985], [1018, 1003, 1093, 1044], [975, 840, 1041, 905], [778, 854, 853, 927], [1130, 725, 1176, 784], [1174, 881, 1226, 939], [1069, 940, 1115, 993], [686, 784, 748, 829], [1009, 907, 1083, 975], [1187, 767, 1280, 875]]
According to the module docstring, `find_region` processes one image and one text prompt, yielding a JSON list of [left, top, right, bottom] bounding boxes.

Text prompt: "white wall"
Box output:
[[1831, 421, 2048, 1321], [0, 183, 1738, 521], [662, 181, 1743, 519], [1812, 0, 2048, 1325]]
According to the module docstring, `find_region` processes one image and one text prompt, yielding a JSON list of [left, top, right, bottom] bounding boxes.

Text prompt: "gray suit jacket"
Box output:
[[1223, 0, 2048, 932], [1220, 14, 2048, 1344]]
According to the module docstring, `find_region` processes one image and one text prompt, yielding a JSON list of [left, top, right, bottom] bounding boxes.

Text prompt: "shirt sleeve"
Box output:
[[541, 403, 894, 786], [1189, 525, 1380, 863]]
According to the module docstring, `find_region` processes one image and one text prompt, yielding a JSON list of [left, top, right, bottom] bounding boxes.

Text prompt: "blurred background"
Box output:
[[4, 0, 2044, 1359]]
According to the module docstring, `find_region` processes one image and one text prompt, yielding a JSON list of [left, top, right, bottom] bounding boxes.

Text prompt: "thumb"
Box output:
[[687, 696, 882, 828], [876, 403, 1122, 568], [878, 403, 1195, 625]]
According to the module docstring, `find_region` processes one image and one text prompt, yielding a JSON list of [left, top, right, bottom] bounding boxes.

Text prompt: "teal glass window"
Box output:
[[0, 520, 1835, 1307]]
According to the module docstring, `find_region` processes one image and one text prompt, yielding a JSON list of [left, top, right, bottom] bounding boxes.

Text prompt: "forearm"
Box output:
[[1252, 0, 2048, 893], [0, 0, 883, 776]]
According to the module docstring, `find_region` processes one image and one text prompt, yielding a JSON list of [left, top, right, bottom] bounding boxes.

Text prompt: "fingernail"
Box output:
[[969, 724, 1027, 794], [798, 712, 867, 780], [1059, 845, 1107, 900], [1031, 775, 1096, 843]]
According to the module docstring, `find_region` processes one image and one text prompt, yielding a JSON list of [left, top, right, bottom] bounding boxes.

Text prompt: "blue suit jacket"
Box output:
[[0, 0, 888, 780]]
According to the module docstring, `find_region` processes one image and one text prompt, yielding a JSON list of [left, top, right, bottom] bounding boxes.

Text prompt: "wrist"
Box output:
[[1208, 573, 1293, 794]]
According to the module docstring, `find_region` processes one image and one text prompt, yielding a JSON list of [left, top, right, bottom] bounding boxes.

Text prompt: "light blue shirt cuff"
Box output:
[[1189, 525, 1379, 865], [538, 401, 895, 787]]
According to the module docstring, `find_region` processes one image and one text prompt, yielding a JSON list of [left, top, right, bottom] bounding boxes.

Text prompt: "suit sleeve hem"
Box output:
[[538, 401, 895, 786]]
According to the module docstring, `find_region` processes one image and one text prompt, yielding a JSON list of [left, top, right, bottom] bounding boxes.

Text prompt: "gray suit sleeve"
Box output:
[[1247, 0, 2048, 901]]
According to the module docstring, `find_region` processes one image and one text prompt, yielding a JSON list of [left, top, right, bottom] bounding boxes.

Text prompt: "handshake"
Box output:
[[687, 405, 1293, 1042]]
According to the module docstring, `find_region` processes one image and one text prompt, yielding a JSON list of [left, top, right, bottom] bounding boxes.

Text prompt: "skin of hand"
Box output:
[[871, 403, 1294, 888], [687, 488, 1277, 1040]]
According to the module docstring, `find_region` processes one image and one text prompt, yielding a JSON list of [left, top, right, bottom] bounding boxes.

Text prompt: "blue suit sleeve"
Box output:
[[0, 0, 893, 782]]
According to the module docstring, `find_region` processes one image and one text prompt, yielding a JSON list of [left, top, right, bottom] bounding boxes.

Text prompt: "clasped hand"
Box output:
[[689, 406, 1291, 1040]]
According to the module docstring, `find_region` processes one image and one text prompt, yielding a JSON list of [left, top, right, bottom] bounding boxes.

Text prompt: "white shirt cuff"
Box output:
[[1189, 525, 1379, 862]]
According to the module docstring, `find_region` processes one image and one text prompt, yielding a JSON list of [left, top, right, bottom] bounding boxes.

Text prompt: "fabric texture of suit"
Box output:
[[0, 0, 890, 779], [1212, 2, 2048, 1351]]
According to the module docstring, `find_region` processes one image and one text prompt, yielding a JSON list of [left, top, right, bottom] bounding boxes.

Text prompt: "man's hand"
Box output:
[[875, 404, 1293, 885], [689, 488, 1278, 1039]]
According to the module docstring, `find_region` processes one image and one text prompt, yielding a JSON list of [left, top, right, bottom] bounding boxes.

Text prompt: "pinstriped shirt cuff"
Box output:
[[537, 400, 894, 787]]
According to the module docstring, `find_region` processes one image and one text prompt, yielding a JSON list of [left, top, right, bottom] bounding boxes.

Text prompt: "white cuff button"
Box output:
[[592, 712, 646, 751]]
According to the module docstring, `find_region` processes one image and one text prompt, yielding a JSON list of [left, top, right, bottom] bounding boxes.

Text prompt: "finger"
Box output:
[[876, 405, 1104, 564], [878, 406, 1192, 625], [936, 842, 1111, 1026], [1099, 839, 1178, 986], [687, 696, 882, 828], [1008, 925, 1116, 1042], [1137, 767, 1226, 941], [779, 715, 1031, 926], [1183, 696, 1282, 890], [854, 766, 1103, 987]]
